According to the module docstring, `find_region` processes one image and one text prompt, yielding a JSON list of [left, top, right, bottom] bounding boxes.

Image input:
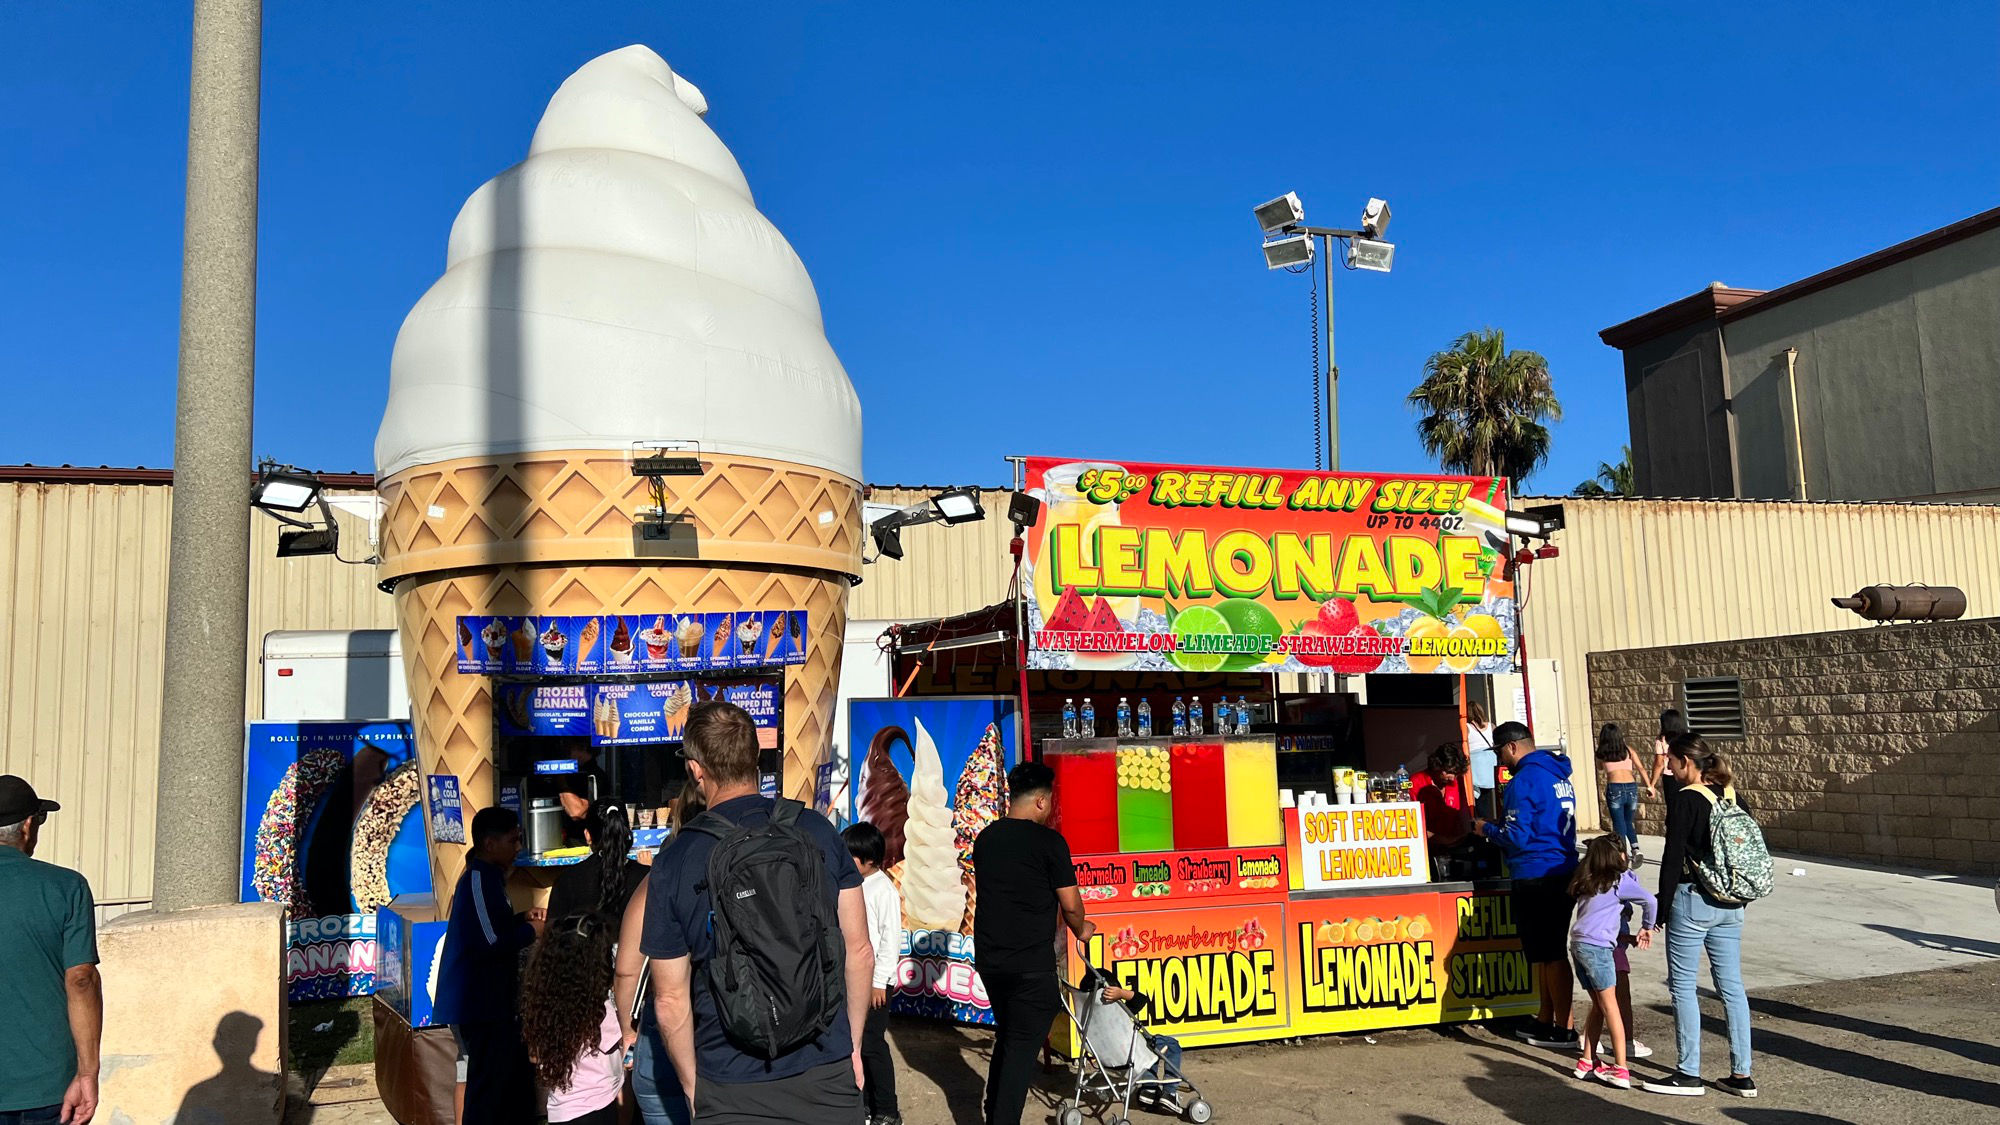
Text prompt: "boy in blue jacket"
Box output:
[[1472, 721, 1580, 1051], [434, 806, 541, 1124]]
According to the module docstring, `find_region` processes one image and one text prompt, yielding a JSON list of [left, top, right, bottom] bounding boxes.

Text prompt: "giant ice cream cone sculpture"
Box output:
[[375, 46, 863, 907]]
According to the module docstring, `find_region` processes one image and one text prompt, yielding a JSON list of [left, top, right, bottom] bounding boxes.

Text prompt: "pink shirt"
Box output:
[[545, 996, 622, 1122]]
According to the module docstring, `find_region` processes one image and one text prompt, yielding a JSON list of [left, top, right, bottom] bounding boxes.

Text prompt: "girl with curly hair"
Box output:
[[521, 804, 641, 1123]]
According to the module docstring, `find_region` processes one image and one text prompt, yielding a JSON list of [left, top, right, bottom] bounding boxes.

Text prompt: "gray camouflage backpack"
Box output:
[[1687, 786, 1773, 904]]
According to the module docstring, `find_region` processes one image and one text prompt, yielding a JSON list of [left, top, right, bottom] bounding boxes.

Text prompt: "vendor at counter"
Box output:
[[1410, 743, 1472, 848], [1471, 721, 1580, 1051]]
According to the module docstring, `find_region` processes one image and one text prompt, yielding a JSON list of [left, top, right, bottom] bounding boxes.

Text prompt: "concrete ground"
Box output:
[[306, 839, 1998, 1123]]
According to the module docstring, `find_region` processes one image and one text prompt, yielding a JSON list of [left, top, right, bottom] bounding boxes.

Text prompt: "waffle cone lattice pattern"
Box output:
[[378, 451, 861, 905]]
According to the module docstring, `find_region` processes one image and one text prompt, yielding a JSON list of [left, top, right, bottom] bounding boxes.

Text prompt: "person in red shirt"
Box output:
[[1409, 743, 1472, 849]]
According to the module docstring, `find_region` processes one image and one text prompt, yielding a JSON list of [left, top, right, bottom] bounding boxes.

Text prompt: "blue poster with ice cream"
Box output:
[[846, 697, 1020, 1024]]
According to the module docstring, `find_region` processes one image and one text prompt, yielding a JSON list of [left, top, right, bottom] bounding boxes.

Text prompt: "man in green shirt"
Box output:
[[0, 775, 100, 1124]]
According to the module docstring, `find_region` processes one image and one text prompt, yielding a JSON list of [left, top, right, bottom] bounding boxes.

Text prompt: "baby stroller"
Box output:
[[1057, 947, 1213, 1124]]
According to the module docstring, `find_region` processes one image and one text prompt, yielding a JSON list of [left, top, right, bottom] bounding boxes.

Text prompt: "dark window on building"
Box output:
[[1681, 676, 1745, 740]]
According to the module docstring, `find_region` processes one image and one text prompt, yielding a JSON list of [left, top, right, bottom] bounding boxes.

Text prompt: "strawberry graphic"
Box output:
[[1328, 622, 1389, 676], [1317, 597, 1360, 635], [1292, 619, 1339, 668]]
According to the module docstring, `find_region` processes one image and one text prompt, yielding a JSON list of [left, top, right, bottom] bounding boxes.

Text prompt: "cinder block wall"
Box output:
[[1587, 618, 2000, 876]]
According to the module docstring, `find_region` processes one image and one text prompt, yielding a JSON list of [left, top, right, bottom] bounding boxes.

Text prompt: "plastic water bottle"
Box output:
[[1137, 698, 1153, 737], [1190, 696, 1205, 737], [1062, 698, 1077, 739], [1395, 764, 1411, 800], [1080, 697, 1096, 738], [1171, 696, 1188, 736], [1116, 697, 1132, 738], [1237, 695, 1253, 734], [1214, 696, 1233, 735]]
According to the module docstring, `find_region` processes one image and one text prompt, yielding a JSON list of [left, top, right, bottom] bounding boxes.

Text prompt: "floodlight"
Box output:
[[252, 467, 322, 513], [1347, 238, 1395, 273], [1253, 192, 1305, 233], [1503, 504, 1565, 539], [1006, 490, 1042, 530], [1263, 232, 1314, 270], [1361, 197, 1392, 239], [632, 440, 703, 477], [872, 522, 905, 561], [276, 527, 339, 558], [929, 487, 985, 525]]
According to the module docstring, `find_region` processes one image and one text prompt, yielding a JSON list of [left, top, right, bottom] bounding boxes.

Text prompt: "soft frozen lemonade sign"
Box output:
[[1298, 801, 1430, 891], [1022, 458, 1515, 675]]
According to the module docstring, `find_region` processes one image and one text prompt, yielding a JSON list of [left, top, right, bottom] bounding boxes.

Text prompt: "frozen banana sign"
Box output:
[[1078, 904, 1286, 1037]]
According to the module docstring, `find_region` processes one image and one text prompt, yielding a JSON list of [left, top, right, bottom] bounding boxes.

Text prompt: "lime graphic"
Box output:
[[1169, 605, 1231, 672], [1212, 599, 1283, 672]]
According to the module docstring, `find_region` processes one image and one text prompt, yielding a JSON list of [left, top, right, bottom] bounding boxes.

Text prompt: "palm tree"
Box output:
[[1574, 447, 1636, 496], [1408, 328, 1562, 483]]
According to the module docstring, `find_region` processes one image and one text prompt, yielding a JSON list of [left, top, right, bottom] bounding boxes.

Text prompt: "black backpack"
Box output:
[[687, 798, 845, 1058]]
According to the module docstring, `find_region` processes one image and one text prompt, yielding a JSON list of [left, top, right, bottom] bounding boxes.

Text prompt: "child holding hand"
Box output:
[[1568, 834, 1658, 1089]]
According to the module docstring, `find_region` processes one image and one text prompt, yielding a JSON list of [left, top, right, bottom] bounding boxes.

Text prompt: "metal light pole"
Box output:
[[1256, 195, 1394, 474], [154, 0, 262, 912]]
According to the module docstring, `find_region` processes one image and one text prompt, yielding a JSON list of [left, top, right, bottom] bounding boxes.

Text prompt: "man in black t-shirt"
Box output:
[[972, 761, 1096, 1125]]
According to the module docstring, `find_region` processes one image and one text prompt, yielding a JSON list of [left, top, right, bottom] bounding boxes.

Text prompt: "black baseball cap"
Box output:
[[0, 775, 59, 828], [1491, 721, 1534, 748]]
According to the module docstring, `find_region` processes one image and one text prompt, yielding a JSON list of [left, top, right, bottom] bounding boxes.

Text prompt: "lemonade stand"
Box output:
[[884, 456, 1540, 1047]]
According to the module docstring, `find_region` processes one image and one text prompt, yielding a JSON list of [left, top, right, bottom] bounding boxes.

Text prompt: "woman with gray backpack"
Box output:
[[1643, 733, 1772, 1099]]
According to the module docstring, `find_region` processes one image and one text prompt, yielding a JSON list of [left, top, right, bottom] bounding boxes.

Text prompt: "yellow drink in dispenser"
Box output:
[[1223, 736, 1282, 847]]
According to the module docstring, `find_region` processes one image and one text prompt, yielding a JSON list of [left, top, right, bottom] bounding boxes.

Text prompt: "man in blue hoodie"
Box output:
[[1472, 721, 1579, 1050], [434, 805, 541, 1125]]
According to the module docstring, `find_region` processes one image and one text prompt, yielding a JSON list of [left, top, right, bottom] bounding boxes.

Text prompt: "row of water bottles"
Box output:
[[1061, 695, 1255, 739]]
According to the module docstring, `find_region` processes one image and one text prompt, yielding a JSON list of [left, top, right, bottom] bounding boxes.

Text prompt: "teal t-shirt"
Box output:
[[0, 845, 98, 1111]]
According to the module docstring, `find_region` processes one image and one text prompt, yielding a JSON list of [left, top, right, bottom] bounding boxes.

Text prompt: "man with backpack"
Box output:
[[643, 700, 872, 1123]]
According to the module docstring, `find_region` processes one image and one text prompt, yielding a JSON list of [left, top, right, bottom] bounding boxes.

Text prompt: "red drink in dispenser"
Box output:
[[1170, 741, 1230, 849], [1048, 745, 1121, 855]]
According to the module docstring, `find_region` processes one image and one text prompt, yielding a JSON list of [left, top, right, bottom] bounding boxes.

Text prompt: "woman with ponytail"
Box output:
[[547, 802, 643, 925], [612, 786, 706, 1125], [1642, 733, 1756, 1099]]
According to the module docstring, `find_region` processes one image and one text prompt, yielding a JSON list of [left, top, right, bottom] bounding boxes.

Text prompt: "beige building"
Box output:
[[6, 466, 1996, 911]]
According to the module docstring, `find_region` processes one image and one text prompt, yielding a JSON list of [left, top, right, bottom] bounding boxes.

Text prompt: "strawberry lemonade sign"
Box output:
[[1023, 458, 1515, 675]]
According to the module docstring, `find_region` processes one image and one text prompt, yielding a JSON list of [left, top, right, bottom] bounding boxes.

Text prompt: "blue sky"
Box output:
[[5, 2, 1996, 491]]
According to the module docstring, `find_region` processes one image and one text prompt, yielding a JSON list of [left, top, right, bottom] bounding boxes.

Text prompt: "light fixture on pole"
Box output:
[[251, 459, 379, 564], [866, 486, 991, 564], [1253, 192, 1398, 471]]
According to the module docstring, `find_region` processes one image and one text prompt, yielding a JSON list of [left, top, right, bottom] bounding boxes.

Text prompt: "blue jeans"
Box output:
[[631, 1011, 692, 1125], [1666, 883, 1752, 1078], [0, 1106, 61, 1125], [1144, 1034, 1183, 1083], [1606, 782, 1639, 845]]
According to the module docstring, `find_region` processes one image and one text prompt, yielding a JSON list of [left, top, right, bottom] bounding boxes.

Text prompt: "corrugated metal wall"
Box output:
[[9, 478, 1995, 908], [850, 487, 1018, 620], [0, 481, 392, 912], [1522, 495, 2000, 822]]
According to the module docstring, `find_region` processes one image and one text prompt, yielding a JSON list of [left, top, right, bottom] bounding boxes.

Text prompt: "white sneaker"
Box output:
[[1601, 1038, 1654, 1059]]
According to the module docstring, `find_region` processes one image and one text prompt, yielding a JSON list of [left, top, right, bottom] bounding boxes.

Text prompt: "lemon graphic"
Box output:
[[1213, 598, 1283, 672], [1169, 605, 1231, 672], [1404, 617, 1448, 674], [1444, 624, 1483, 674]]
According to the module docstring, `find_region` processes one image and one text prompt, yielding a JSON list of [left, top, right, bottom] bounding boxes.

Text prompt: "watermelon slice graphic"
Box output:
[[1047, 586, 1093, 631], [1084, 596, 1124, 635]]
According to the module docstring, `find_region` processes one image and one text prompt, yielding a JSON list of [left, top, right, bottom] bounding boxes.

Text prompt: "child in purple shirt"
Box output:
[[1567, 835, 1658, 1089]]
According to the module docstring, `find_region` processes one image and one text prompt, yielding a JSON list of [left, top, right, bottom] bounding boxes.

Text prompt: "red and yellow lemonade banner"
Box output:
[[1022, 457, 1516, 676], [1056, 887, 1537, 1050]]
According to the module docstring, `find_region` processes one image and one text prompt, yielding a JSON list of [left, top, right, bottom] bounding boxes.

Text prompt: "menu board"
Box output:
[[491, 677, 785, 749], [455, 612, 808, 675], [1295, 799, 1431, 891]]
